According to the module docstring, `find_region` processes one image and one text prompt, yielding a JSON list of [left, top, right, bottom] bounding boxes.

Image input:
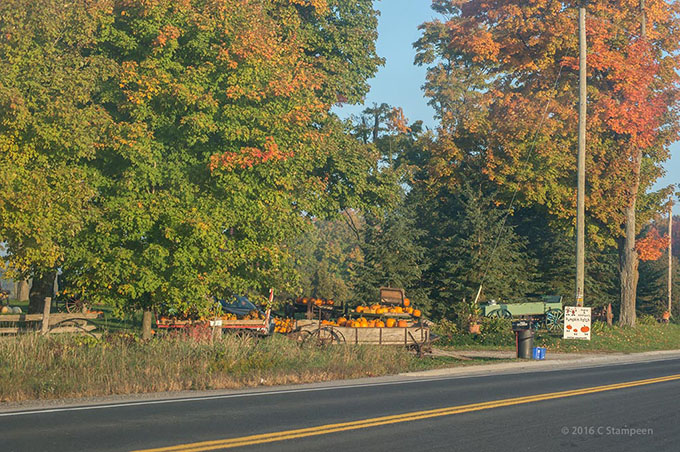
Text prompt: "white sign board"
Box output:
[[209, 319, 223, 327], [563, 306, 591, 340]]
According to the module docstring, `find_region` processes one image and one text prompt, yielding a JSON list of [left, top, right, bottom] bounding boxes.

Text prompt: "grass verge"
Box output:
[[534, 321, 680, 353], [435, 319, 680, 354], [0, 332, 498, 403]]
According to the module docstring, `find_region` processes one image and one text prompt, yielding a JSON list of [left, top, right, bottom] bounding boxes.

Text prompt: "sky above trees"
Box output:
[[335, 0, 679, 212]]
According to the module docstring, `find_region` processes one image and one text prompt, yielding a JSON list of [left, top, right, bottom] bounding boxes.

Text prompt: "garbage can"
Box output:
[[516, 329, 534, 359]]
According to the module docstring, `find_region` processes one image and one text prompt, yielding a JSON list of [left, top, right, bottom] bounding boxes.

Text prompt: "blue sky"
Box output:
[[335, 0, 679, 212]]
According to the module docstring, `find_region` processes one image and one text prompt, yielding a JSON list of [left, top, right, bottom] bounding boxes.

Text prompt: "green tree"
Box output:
[[57, 0, 384, 337], [411, 182, 537, 319], [0, 0, 112, 312], [354, 203, 428, 306]]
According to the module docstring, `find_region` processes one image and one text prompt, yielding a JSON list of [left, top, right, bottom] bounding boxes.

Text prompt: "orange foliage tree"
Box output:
[[416, 0, 680, 324]]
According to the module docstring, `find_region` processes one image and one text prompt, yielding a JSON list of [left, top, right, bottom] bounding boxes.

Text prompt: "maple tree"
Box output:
[[416, 0, 680, 324], [0, 0, 112, 312], [51, 0, 384, 335], [636, 227, 669, 262]]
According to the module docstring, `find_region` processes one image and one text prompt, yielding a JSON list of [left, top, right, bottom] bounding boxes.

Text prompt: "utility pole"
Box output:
[[669, 201, 673, 313], [576, 1, 587, 307]]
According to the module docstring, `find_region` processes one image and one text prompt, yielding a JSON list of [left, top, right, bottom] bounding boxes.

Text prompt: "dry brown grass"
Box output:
[[0, 332, 432, 402]]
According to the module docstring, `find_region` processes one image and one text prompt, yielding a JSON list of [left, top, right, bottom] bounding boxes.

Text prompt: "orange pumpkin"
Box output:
[[405, 307, 414, 314], [356, 306, 365, 313], [368, 320, 376, 328], [403, 298, 410, 307], [413, 309, 421, 318], [397, 320, 408, 328], [395, 306, 404, 313], [337, 317, 347, 326], [376, 320, 386, 328], [386, 318, 397, 328]]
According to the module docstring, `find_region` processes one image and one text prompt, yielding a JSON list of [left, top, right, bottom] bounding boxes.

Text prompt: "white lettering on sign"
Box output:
[[563, 306, 591, 340]]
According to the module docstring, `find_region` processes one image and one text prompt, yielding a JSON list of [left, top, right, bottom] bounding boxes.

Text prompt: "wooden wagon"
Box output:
[[480, 295, 564, 333], [295, 288, 433, 355], [0, 299, 101, 337]]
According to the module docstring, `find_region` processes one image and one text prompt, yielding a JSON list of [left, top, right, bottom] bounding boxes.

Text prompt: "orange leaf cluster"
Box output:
[[636, 227, 669, 261], [209, 137, 291, 172]]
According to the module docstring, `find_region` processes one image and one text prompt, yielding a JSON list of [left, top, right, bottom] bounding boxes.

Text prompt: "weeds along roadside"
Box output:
[[0, 332, 443, 403]]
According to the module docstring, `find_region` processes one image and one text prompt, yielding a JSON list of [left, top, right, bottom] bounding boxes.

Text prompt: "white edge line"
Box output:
[[1, 354, 679, 418]]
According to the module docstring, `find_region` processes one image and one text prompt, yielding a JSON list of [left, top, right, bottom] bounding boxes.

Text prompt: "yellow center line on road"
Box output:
[[132, 373, 680, 452]]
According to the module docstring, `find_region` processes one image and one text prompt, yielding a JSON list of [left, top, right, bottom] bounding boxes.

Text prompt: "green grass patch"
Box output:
[[433, 317, 680, 354], [534, 321, 680, 353]]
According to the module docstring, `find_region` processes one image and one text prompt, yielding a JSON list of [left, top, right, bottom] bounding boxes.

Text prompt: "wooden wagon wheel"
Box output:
[[304, 327, 345, 346], [65, 297, 86, 314], [488, 308, 512, 319], [545, 309, 564, 334]]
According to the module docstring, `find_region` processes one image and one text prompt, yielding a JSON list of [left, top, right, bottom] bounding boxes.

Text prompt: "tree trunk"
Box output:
[[17, 280, 30, 302], [619, 196, 639, 327], [28, 272, 56, 314], [142, 309, 153, 340]]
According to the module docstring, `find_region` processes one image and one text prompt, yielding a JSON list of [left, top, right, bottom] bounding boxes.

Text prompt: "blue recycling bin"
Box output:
[[532, 347, 546, 360]]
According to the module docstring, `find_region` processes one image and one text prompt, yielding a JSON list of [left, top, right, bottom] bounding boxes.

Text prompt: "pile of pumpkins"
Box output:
[[296, 297, 335, 307], [324, 317, 410, 328], [354, 298, 421, 318], [0, 305, 22, 314], [274, 317, 295, 333]]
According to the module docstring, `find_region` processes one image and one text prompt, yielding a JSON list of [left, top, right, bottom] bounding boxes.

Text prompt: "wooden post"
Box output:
[[669, 202, 673, 314], [142, 310, 153, 340], [576, 0, 587, 307], [41, 297, 52, 335]]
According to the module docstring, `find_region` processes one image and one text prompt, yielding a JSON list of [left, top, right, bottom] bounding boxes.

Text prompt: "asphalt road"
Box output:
[[4, 357, 680, 452]]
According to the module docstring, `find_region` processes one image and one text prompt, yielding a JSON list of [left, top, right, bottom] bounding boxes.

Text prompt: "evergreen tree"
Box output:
[[412, 182, 537, 319], [354, 203, 428, 306]]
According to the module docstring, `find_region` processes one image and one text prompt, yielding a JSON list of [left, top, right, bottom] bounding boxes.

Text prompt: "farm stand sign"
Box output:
[[563, 307, 591, 340]]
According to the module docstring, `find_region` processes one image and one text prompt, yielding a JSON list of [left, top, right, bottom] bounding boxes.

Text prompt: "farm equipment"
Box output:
[[296, 287, 433, 356], [156, 293, 274, 336], [480, 295, 564, 333]]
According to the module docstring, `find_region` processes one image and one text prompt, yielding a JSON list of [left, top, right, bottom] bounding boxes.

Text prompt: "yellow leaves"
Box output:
[[288, 0, 328, 14]]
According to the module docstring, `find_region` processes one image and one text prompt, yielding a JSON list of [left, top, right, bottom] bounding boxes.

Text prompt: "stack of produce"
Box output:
[[353, 298, 421, 318], [274, 317, 295, 333]]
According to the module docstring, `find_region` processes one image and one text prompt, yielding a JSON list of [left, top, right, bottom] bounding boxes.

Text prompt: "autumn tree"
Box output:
[[53, 0, 384, 336], [416, 0, 680, 325], [0, 0, 112, 312]]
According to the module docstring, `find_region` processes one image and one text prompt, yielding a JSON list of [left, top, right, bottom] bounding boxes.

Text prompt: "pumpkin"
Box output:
[[356, 306, 365, 313], [301, 298, 309, 304], [403, 298, 410, 307], [376, 320, 386, 328], [0, 306, 10, 314], [395, 306, 403, 313], [337, 317, 347, 326], [397, 320, 408, 328], [368, 320, 376, 328], [413, 309, 422, 318], [386, 318, 397, 328], [406, 307, 414, 314]]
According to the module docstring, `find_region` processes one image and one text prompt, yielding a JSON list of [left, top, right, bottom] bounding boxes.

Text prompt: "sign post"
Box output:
[[563, 306, 591, 340]]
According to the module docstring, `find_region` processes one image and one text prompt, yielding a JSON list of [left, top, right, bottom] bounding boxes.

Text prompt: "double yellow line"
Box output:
[[134, 373, 680, 452]]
